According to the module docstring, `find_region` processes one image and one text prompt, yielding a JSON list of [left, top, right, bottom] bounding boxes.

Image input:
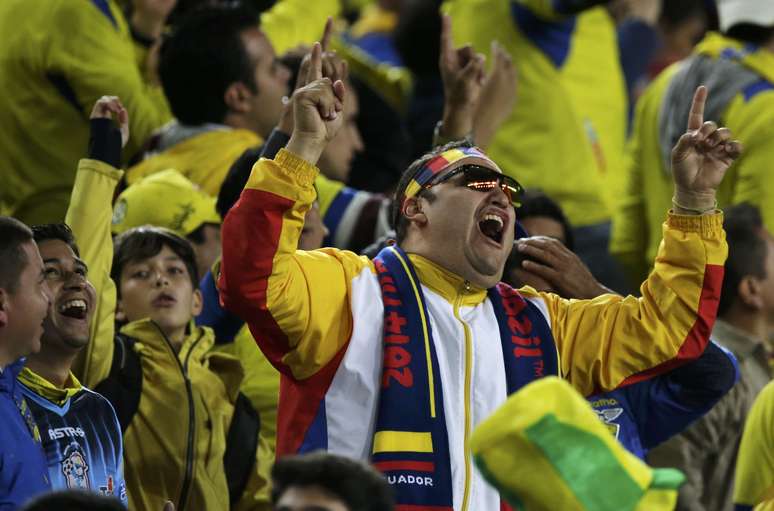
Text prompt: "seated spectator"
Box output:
[[0, 217, 52, 508], [112, 169, 221, 283], [734, 380, 774, 510], [126, 5, 291, 196], [0, 0, 173, 224], [504, 192, 738, 460], [219, 33, 738, 506], [271, 452, 394, 511], [648, 203, 774, 511], [17, 223, 126, 505], [65, 97, 265, 511]]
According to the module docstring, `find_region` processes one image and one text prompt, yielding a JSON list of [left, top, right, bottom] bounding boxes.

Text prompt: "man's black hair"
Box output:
[[718, 203, 769, 317], [725, 23, 774, 46], [159, 4, 261, 125], [515, 190, 575, 251], [390, 139, 474, 244], [271, 452, 394, 511], [218, 147, 263, 219], [112, 226, 200, 295], [394, 0, 443, 77], [31, 223, 81, 257], [660, 0, 712, 30], [0, 216, 34, 293], [20, 490, 124, 511]]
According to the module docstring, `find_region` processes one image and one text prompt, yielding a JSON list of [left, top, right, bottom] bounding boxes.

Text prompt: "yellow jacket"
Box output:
[[612, 33, 774, 282], [219, 149, 726, 509], [735, 380, 774, 510], [442, 0, 627, 227], [126, 128, 263, 197], [0, 0, 171, 224], [66, 159, 268, 511]]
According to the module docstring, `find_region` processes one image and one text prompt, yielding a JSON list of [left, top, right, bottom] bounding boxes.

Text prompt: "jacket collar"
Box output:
[[0, 358, 26, 393], [119, 318, 215, 363], [696, 32, 774, 85], [712, 319, 768, 361], [17, 367, 82, 406], [408, 253, 488, 307]]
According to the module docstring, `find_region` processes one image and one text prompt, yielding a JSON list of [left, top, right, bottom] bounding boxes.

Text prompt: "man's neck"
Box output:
[[24, 348, 77, 389]]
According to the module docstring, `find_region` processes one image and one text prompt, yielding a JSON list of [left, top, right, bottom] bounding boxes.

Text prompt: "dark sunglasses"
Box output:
[[425, 164, 523, 207]]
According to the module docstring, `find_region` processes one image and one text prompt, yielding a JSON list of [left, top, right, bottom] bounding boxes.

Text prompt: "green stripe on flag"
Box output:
[[525, 414, 644, 511]]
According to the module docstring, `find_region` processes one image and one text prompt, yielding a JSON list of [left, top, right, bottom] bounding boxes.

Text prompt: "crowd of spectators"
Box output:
[[1, 0, 774, 510]]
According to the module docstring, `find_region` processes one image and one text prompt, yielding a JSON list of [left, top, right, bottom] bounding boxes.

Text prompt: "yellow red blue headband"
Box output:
[[402, 146, 502, 202]]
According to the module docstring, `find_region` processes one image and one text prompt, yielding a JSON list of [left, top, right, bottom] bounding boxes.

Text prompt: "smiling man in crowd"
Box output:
[[16, 223, 127, 504], [220, 34, 740, 509]]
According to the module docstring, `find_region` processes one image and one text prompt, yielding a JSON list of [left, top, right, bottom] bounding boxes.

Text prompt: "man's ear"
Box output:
[[191, 289, 204, 318], [224, 82, 252, 114], [402, 197, 428, 227], [738, 276, 764, 311], [0, 289, 8, 329]]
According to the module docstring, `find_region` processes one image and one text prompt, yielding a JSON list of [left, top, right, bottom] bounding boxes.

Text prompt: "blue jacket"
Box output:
[[588, 340, 739, 459], [0, 359, 51, 510]]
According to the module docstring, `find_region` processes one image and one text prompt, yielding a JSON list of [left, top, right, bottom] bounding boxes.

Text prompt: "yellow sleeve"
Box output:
[[48, 1, 171, 161], [735, 381, 774, 508], [65, 159, 121, 388], [522, 212, 727, 396], [219, 149, 373, 381], [260, 0, 342, 56]]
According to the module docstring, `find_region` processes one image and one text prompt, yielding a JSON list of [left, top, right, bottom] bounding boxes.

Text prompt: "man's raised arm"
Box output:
[[519, 86, 742, 395], [219, 44, 372, 381]]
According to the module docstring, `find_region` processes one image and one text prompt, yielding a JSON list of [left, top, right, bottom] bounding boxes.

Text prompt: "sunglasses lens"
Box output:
[[462, 166, 523, 206]]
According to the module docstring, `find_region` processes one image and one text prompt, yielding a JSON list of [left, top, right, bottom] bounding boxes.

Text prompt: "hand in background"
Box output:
[[515, 236, 613, 299], [90, 95, 129, 148], [438, 14, 486, 141], [473, 41, 516, 149]]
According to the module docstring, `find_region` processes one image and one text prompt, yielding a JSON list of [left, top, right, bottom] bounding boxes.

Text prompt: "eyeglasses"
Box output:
[[425, 165, 523, 207]]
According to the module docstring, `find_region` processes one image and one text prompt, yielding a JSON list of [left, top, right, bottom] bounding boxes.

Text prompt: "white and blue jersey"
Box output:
[[18, 370, 127, 506]]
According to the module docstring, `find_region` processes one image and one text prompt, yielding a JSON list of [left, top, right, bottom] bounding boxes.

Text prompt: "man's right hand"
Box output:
[[286, 42, 346, 165]]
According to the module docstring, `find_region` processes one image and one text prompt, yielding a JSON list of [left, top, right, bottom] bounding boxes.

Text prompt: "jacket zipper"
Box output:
[[154, 323, 201, 511], [453, 281, 474, 511]]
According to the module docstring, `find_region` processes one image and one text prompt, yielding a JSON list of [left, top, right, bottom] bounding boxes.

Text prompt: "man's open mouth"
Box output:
[[478, 213, 505, 244], [58, 299, 88, 320]]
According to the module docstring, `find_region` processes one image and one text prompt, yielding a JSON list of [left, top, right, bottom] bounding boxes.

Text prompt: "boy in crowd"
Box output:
[[0, 217, 51, 509], [18, 223, 126, 504], [66, 96, 265, 510]]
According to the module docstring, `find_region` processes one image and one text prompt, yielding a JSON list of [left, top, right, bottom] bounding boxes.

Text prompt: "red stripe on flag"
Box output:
[[374, 461, 435, 473], [619, 263, 723, 387]]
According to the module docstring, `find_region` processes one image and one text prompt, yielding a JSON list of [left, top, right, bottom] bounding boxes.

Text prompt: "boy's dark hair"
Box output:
[[0, 216, 34, 293], [159, 5, 261, 125], [515, 190, 575, 251], [725, 23, 774, 46], [112, 226, 200, 294], [391, 140, 473, 243], [718, 203, 769, 316], [271, 452, 394, 511], [20, 490, 124, 511], [31, 223, 81, 257]]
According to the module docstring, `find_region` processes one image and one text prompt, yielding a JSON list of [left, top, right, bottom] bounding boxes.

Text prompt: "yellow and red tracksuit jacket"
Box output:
[[219, 149, 727, 511]]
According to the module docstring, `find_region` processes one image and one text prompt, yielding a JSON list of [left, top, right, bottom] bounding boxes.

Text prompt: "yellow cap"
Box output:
[[112, 169, 220, 237]]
